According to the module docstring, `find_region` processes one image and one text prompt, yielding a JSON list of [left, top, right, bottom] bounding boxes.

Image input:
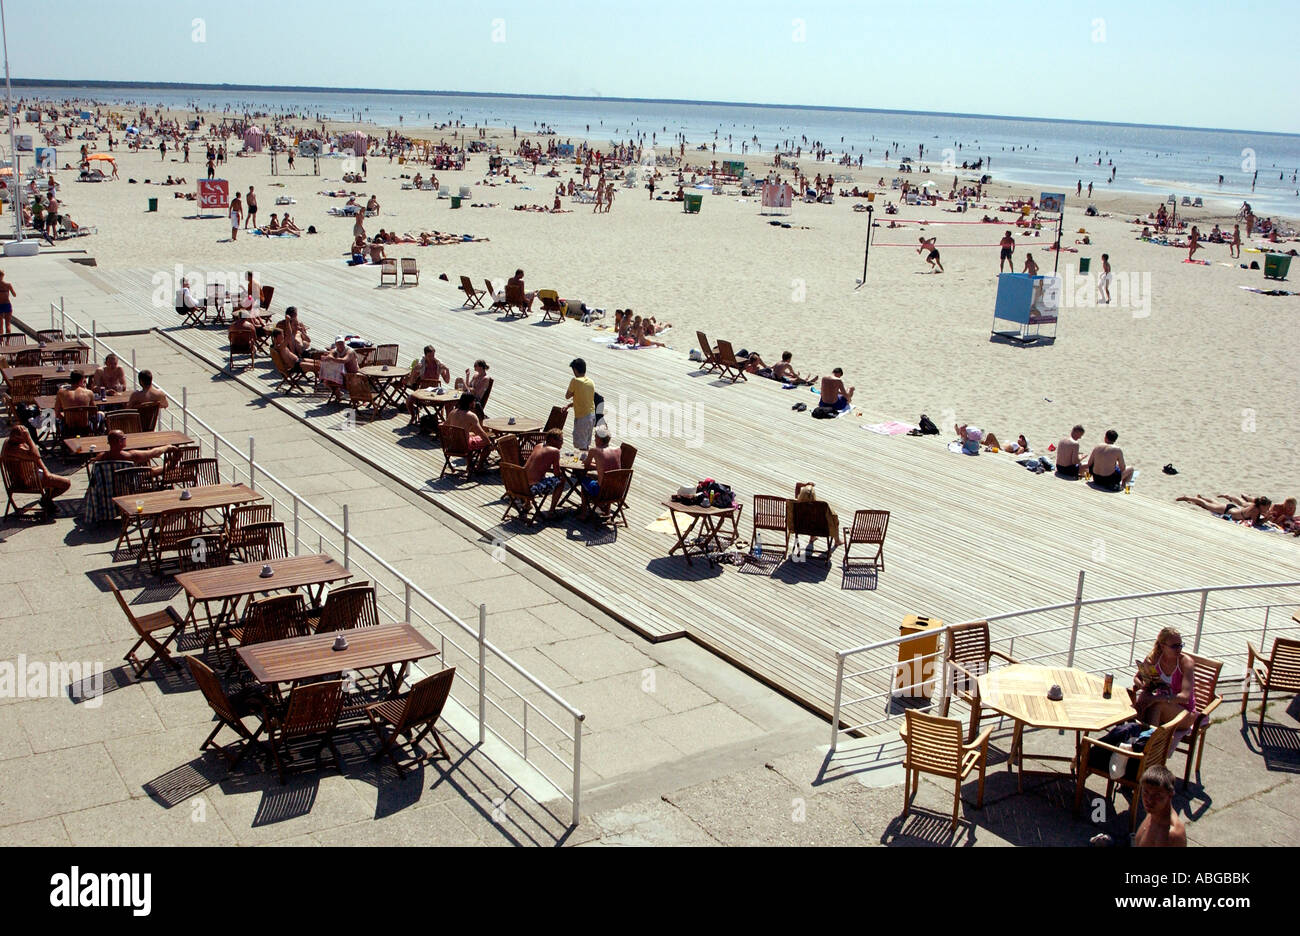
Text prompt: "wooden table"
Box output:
[[175, 553, 353, 640], [113, 482, 263, 567], [407, 387, 457, 429], [64, 430, 192, 457], [0, 340, 90, 363], [556, 455, 594, 510], [36, 390, 132, 411], [358, 364, 408, 416], [483, 416, 544, 435], [3, 364, 73, 383], [238, 622, 438, 696], [661, 498, 744, 567], [979, 663, 1137, 791]]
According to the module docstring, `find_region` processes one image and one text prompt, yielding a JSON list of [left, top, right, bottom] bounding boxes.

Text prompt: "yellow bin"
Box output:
[[893, 615, 943, 698]]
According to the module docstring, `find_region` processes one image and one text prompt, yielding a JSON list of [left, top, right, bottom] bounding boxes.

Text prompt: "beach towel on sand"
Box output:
[[862, 421, 917, 436]]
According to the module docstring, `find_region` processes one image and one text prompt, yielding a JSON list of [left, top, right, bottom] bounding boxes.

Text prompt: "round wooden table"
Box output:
[[482, 416, 544, 434], [359, 365, 409, 415]]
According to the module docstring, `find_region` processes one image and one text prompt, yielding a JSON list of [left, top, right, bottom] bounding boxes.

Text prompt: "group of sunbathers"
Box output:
[[613, 309, 669, 347], [1175, 493, 1298, 533], [259, 213, 302, 236]]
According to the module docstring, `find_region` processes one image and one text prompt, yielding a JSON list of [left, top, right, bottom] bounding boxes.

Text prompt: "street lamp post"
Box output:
[[1, 0, 36, 256]]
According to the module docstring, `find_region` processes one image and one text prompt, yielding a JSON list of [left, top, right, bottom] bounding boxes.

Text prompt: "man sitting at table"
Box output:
[[281, 306, 316, 358], [127, 369, 170, 411], [581, 425, 622, 501], [272, 328, 319, 379], [55, 370, 96, 417], [175, 277, 203, 317], [92, 429, 178, 475], [321, 338, 360, 404], [91, 353, 127, 394], [445, 392, 491, 453], [404, 345, 451, 423], [523, 428, 566, 515]]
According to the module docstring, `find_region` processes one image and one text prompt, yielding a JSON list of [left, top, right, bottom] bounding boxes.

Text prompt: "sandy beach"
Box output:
[[13, 104, 1300, 509]]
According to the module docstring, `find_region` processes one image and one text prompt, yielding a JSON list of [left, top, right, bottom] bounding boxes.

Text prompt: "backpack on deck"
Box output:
[[919, 414, 940, 435]]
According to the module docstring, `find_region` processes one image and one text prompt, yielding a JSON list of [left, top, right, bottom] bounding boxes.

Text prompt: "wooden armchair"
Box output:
[[496, 434, 521, 467], [584, 468, 633, 528], [104, 409, 142, 434], [939, 620, 1019, 742], [2, 457, 46, 519], [315, 584, 381, 634], [147, 508, 204, 574], [843, 509, 889, 571], [752, 494, 789, 556], [899, 710, 991, 829], [1242, 637, 1300, 729], [179, 457, 220, 487], [225, 504, 275, 560], [500, 462, 545, 526], [1176, 652, 1223, 788], [1074, 713, 1181, 832], [225, 594, 308, 654], [365, 667, 457, 775], [437, 423, 489, 478], [266, 680, 346, 783], [237, 521, 289, 562]]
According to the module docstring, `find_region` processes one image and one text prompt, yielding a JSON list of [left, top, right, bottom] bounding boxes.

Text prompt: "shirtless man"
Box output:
[[998, 231, 1016, 273], [1098, 254, 1112, 304], [127, 369, 169, 410], [272, 328, 319, 378], [581, 425, 622, 506], [281, 307, 313, 357], [507, 269, 536, 311], [91, 354, 127, 394], [1084, 428, 1134, 490], [227, 313, 259, 362], [1054, 424, 1085, 477], [917, 236, 943, 273], [0, 269, 16, 334], [771, 351, 816, 385], [55, 370, 96, 417], [92, 429, 178, 476], [405, 346, 452, 422], [1023, 253, 1039, 276], [1134, 766, 1186, 847], [229, 193, 242, 242], [3, 425, 71, 512], [245, 186, 258, 230], [323, 338, 359, 403], [819, 368, 854, 412], [523, 428, 566, 515]]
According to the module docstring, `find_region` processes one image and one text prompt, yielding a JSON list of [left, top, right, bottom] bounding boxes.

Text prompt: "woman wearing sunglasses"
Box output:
[[1133, 627, 1198, 730]]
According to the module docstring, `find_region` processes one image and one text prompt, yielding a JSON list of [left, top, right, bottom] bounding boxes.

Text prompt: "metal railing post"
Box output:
[[1066, 570, 1085, 667], [247, 436, 256, 492], [478, 604, 487, 745], [91, 320, 98, 363], [130, 349, 137, 388], [60, 310, 66, 337], [571, 713, 583, 827], [1192, 589, 1209, 654], [181, 387, 188, 437], [292, 495, 300, 555], [830, 654, 845, 752], [342, 505, 350, 570], [404, 582, 412, 623]]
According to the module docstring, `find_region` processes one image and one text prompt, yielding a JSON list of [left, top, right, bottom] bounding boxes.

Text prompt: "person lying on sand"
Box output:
[[1176, 494, 1274, 526]]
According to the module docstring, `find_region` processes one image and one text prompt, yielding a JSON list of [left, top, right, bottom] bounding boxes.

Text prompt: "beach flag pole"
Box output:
[[1053, 202, 1065, 275], [856, 204, 874, 289]]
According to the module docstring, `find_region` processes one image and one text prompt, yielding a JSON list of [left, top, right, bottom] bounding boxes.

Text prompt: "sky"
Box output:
[[6, 0, 1299, 134]]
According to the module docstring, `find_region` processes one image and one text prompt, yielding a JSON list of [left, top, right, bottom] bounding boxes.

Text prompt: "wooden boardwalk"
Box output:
[[77, 258, 1300, 726]]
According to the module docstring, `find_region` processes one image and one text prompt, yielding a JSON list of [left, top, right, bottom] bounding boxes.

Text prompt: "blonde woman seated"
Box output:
[[792, 483, 843, 549], [1132, 626, 1198, 733]]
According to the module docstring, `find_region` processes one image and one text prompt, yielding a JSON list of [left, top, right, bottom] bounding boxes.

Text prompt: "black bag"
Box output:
[[418, 414, 439, 435], [811, 406, 836, 419], [919, 414, 940, 435]]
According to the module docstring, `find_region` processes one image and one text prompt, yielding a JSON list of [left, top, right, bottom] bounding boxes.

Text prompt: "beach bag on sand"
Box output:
[[811, 405, 836, 419], [919, 414, 940, 435]]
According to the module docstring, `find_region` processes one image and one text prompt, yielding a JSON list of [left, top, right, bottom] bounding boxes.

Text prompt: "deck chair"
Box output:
[[2, 457, 47, 519], [373, 344, 400, 367], [238, 521, 289, 563], [788, 497, 837, 565], [537, 289, 566, 323], [585, 468, 633, 528], [696, 331, 721, 373], [504, 280, 530, 318], [500, 462, 546, 526], [187, 656, 268, 768], [939, 620, 1019, 742], [1075, 713, 1181, 832], [269, 346, 308, 393], [437, 422, 489, 478], [225, 504, 275, 560], [843, 509, 889, 571], [713, 339, 748, 383], [752, 494, 790, 555], [1192, 197, 1204, 208], [266, 680, 345, 783], [314, 583, 380, 634], [899, 709, 991, 829], [136, 401, 161, 432], [104, 409, 142, 434], [366, 667, 457, 774], [400, 257, 419, 285], [485, 280, 509, 313], [1242, 636, 1300, 729], [496, 434, 522, 467], [459, 276, 486, 308], [346, 372, 381, 421], [228, 330, 255, 371], [1174, 652, 1223, 788], [112, 584, 185, 679], [379, 257, 398, 285]]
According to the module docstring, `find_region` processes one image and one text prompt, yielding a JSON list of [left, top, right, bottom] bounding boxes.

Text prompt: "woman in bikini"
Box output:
[[1132, 626, 1198, 732], [1175, 494, 1272, 525], [1187, 225, 1201, 261]]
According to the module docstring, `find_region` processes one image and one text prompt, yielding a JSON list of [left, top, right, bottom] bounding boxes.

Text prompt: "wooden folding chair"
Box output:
[[104, 409, 142, 434], [1242, 637, 1300, 730], [136, 401, 161, 432], [180, 457, 220, 487], [187, 656, 268, 768], [496, 434, 522, 467], [1174, 652, 1223, 788], [474, 377, 493, 419], [270, 346, 307, 393], [900, 709, 991, 829], [315, 584, 381, 633], [504, 280, 530, 318], [788, 498, 836, 565], [148, 508, 204, 574], [373, 343, 400, 367], [585, 468, 633, 528], [618, 442, 638, 469], [379, 257, 398, 285], [36, 329, 64, 343], [267, 680, 346, 783], [1, 458, 46, 519], [259, 285, 275, 311], [112, 584, 185, 679], [59, 404, 99, 439], [366, 667, 457, 775], [225, 504, 275, 559], [485, 279, 509, 313], [843, 509, 889, 571], [161, 444, 202, 486], [112, 465, 162, 555], [437, 423, 489, 478], [228, 330, 255, 371], [237, 521, 289, 562], [346, 373, 382, 421], [537, 289, 566, 323], [500, 462, 546, 526], [696, 331, 722, 373], [752, 494, 790, 556], [205, 283, 230, 325], [400, 257, 419, 285], [459, 276, 486, 308], [713, 339, 748, 383]]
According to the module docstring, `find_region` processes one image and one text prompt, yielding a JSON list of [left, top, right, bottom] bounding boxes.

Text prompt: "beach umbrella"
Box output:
[[88, 153, 116, 162]]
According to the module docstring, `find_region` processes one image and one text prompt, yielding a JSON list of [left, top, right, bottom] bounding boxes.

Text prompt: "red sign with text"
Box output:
[[197, 179, 229, 210]]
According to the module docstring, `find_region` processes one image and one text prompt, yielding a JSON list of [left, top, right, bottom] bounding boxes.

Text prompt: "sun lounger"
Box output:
[[400, 257, 419, 285]]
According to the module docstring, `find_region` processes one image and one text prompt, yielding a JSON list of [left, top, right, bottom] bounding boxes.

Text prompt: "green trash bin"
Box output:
[[450, 195, 462, 209], [1264, 253, 1291, 280], [683, 193, 702, 214], [147, 197, 158, 212], [1078, 257, 1091, 274]]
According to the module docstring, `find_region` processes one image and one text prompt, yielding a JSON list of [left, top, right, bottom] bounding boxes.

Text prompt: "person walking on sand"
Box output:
[[1187, 225, 1200, 262], [0, 270, 16, 335], [1230, 223, 1241, 259], [1087, 181, 1093, 197], [245, 186, 258, 230], [918, 236, 943, 273], [159, 139, 166, 161], [206, 156, 215, 180], [1098, 254, 1112, 304], [229, 193, 243, 242], [998, 231, 1016, 272]]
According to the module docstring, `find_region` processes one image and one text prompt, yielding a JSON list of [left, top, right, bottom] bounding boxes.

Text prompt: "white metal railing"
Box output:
[[52, 303, 586, 825], [830, 573, 1300, 752]]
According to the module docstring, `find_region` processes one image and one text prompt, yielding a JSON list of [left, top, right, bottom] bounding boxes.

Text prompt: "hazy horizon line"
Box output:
[[12, 78, 1300, 140]]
